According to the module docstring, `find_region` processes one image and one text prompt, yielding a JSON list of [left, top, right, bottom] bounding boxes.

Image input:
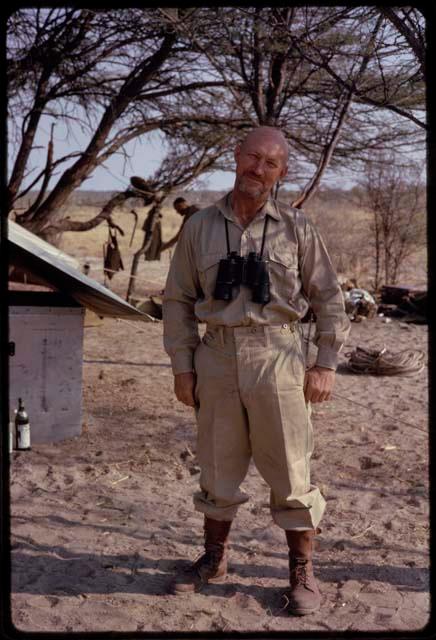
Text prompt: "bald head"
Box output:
[[239, 126, 289, 165], [233, 126, 288, 201]]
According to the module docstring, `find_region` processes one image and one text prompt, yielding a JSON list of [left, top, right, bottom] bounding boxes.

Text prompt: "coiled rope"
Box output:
[[345, 346, 426, 376]]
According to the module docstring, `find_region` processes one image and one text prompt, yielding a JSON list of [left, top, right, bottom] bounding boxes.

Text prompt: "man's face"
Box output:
[[234, 133, 288, 199], [174, 202, 187, 216]]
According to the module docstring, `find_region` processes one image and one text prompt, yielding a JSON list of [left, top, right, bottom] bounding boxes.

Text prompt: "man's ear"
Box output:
[[234, 144, 241, 163], [280, 162, 288, 180]]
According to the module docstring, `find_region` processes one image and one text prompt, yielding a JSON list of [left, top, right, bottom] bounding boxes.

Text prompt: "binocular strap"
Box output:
[[224, 215, 269, 257]]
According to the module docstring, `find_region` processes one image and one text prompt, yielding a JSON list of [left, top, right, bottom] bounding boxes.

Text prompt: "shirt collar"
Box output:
[[215, 191, 281, 223]]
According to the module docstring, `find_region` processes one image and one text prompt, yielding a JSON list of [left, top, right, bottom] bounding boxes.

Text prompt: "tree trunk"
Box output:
[[290, 95, 352, 209], [7, 71, 51, 212]]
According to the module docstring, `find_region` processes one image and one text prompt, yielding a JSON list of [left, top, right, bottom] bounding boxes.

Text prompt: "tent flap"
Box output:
[[8, 220, 155, 321]]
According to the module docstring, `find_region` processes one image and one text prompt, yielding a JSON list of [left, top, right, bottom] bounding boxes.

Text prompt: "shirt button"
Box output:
[[282, 323, 289, 329]]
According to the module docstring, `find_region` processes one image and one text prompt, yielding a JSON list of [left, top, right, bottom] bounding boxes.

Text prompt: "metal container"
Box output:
[[9, 292, 85, 443]]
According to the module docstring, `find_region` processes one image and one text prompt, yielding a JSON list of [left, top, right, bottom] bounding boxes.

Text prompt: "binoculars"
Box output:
[[213, 251, 270, 304]]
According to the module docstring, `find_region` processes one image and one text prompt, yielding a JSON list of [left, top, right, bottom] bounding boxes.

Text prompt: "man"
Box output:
[[163, 126, 350, 615], [156, 198, 200, 255], [172, 197, 199, 238]]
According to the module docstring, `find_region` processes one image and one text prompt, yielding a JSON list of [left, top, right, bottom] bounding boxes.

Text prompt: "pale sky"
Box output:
[[10, 116, 236, 193], [10, 113, 359, 195]]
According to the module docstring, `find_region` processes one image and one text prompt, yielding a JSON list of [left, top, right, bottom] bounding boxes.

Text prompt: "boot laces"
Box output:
[[290, 558, 309, 586], [193, 543, 224, 570]]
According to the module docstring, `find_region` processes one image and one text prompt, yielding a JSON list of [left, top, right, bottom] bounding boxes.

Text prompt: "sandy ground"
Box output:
[[9, 251, 429, 634]]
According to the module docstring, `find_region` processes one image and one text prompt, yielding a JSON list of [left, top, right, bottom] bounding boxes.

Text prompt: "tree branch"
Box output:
[[39, 188, 143, 234], [377, 6, 425, 73], [20, 123, 55, 221], [292, 14, 384, 208]]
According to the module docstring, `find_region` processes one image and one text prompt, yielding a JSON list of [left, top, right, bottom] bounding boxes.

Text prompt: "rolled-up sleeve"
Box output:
[[299, 217, 351, 370], [162, 220, 201, 375]]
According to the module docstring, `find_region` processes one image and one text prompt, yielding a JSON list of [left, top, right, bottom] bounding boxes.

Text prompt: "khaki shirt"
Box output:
[[163, 193, 350, 374]]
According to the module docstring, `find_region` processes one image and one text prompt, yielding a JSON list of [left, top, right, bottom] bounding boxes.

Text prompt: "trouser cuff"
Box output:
[[271, 486, 326, 530], [193, 489, 248, 522]]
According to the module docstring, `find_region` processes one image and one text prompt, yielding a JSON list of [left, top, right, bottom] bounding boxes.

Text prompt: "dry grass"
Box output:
[[304, 197, 427, 290]]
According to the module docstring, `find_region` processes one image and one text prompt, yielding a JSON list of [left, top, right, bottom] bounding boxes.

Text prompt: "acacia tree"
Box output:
[[6, 8, 231, 242]]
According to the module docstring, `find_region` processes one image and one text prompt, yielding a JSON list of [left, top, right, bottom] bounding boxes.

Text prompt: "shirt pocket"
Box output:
[[198, 252, 224, 297], [267, 247, 300, 302]]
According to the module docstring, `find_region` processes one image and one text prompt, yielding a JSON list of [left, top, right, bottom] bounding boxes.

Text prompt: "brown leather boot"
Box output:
[[284, 529, 321, 615], [170, 516, 232, 594]]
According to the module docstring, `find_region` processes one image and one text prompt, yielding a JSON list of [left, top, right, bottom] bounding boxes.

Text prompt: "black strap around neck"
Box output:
[[225, 217, 231, 254], [259, 215, 268, 259], [224, 214, 269, 257]]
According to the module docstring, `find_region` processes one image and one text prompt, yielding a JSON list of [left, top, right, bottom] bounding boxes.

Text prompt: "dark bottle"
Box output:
[[15, 398, 31, 451]]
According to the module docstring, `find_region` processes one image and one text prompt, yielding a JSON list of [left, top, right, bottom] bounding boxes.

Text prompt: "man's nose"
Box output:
[[252, 159, 264, 175]]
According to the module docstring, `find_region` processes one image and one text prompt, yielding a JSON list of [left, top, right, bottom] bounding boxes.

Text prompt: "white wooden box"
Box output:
[[9, 293, 85, 443]]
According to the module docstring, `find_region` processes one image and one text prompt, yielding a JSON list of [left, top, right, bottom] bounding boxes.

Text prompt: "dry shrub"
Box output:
[[301, 193, 374, 288], [301, 191, 426, 291]]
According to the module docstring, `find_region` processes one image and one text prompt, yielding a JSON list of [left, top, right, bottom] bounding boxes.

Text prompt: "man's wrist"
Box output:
[[313, 365, 335, 372], [171, 352, 195, 375], [315, 345, 339, 370]]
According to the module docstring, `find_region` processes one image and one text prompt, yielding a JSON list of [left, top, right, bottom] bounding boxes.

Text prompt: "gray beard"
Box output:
[[238, 179, 265, 198]]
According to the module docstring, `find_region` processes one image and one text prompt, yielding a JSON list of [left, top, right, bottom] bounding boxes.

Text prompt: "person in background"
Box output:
[[157, 197, 200, 254], [173, 197, 199, 229]]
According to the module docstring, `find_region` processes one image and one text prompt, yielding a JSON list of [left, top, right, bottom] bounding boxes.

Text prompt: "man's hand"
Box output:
[[174, 372, 197, 407], [304, 366, 335, 403]]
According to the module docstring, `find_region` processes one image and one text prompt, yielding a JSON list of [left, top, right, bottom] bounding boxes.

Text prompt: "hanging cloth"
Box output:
[[103, 227, 124, 280]]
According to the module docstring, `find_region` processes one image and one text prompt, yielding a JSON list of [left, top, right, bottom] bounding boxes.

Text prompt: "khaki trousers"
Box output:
[[193, 323, 326, 530]]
